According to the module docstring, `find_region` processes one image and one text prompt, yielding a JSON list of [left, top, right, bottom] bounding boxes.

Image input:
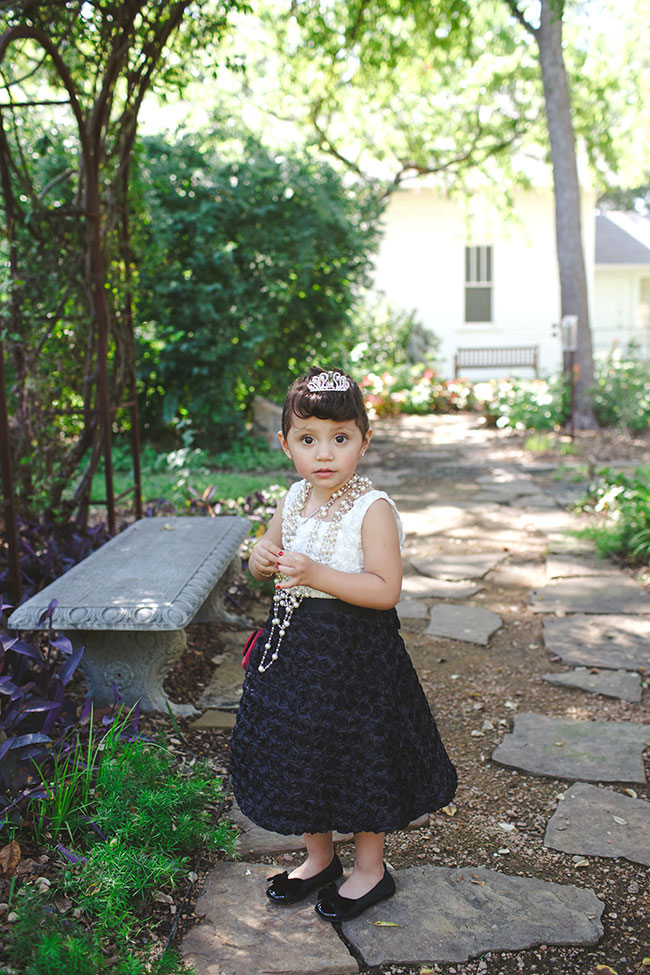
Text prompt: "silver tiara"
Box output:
[[307, 371, 351, 393]]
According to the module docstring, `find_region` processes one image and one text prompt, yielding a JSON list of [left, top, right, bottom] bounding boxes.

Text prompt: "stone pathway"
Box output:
[[181, 414, 649, 974], [544, 782, 650, 866]]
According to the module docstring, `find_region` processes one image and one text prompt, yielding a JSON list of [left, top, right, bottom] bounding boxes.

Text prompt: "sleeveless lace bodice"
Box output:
[[282, 480, 404, 598]]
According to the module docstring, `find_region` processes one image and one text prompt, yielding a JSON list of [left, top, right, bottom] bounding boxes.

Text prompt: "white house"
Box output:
[[372, 182, 608, 379], [593, 211, 650, 359]]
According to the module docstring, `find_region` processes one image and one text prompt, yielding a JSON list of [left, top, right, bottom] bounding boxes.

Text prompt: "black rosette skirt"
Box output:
[[229, 598, 458, 835]]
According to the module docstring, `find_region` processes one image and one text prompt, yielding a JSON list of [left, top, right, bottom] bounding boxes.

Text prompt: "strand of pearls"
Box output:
[[256, 473, 371, 673]]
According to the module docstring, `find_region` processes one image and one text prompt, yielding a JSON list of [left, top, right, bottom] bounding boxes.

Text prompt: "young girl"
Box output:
[[229, 366, 457, 922]]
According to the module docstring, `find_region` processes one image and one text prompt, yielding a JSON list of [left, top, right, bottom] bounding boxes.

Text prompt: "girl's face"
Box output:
[[279, 413, 371, 496]]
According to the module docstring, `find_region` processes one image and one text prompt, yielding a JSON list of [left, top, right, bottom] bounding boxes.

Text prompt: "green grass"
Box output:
[[90, 467, 286, 506], [86, 436, 290, 507], [524, 432, 554, 453], [552, 463, 589, 483]]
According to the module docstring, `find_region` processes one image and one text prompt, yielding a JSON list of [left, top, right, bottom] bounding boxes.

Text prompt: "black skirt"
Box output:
[[229, 598, 458, 835]]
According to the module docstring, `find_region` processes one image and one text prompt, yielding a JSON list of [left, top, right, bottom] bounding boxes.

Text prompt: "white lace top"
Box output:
[[281, 480, 404, 599]]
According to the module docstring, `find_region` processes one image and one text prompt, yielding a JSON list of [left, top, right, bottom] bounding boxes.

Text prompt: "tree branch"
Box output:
[[503, 0, 537, 35], [311, 115, 366, 178]]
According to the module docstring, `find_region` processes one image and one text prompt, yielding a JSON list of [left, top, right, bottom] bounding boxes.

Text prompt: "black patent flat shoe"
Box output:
[[266, 853, 343, 905], [315, 865, 396, 922]]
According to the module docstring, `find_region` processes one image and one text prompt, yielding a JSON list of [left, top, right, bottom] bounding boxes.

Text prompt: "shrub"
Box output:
[[576, 464, 650, 565], [134, 130, 383, 446], [53, 738, 234, 928], [331, 294, 440, 376], [591, 345, 650, 431], [360, 368, 475, 417], [476, 375, 570, 430]]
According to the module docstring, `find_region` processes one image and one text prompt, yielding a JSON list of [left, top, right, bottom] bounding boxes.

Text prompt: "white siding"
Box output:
[[593, 267, 650, 359], [373, 185, 597, 379]]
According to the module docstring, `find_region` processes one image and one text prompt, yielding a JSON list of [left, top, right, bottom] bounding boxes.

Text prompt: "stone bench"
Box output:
[[8, 516, 250, 716]]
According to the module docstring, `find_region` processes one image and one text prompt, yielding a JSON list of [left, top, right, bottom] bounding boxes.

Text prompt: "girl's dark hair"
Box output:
[[281, 367, 369, 438]]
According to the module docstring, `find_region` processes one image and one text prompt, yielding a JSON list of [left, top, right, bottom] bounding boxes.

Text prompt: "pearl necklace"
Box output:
[[256, 473, 372, 673]]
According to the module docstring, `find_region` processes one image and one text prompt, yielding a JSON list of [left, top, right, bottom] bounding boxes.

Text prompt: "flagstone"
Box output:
[[545, 554, 616, 578], [472, 490, 516, 504], [547, 533, 596, 555], [358, 466, 408, 487], [230, 802, 354, 856], [396, 598, 430, 619], [181, 862, 357, 975], [543, 615, 650, 670], [476, 475, 540, 496], [447, 526, 545, 548], [198, 657, 244, 710], [530, 576, 650, 614], [426, 605, 502, 645], [544, 782, 650, 866], [190, 709, 237, 730], [401, 575, 483, 600], [412, 551, 507, 580], [522, 510, 578, 534], [511, 493, 559, 510], [542, 667, 642, 702], [490, 562, 546, 590], [491, 712, 648, 783], [341, 864, 604, 966], [401, 505, 469, 536]]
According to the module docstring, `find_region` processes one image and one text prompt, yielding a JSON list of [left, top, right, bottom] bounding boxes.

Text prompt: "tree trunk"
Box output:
[[535, 0, 596, 428]]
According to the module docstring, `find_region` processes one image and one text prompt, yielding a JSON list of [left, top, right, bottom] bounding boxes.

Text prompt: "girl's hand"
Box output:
[[275, 550, 317, 589], [251, 538, 282, 580]]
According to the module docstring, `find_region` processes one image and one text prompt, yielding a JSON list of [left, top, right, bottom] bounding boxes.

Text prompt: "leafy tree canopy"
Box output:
[[132, 127, 385, 446]]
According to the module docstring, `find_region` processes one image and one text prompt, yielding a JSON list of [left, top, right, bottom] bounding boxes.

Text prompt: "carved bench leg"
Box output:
[[73, 629, 199, 717], [193, 554, 252, 627]]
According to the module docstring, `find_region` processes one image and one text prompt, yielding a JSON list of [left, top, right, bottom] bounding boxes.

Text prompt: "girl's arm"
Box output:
[[276, 498, 402, 610], [248, 497, 285, 581]]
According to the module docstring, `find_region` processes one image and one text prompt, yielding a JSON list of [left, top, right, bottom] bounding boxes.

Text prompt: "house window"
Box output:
[[465, 245, 493, 322]]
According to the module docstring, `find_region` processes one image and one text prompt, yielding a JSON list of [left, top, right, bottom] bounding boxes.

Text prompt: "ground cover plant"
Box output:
[[576, 464, 650, 566], [0, 692, 235, 973]]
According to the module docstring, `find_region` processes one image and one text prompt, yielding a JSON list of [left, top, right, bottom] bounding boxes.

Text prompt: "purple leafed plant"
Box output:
[[0, 515, 112, 605], [0, 596, 86, 829]]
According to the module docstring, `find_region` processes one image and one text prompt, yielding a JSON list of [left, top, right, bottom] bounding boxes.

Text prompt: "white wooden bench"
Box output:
[[454, 346, 539, 377], [8, 516, 250, 716]]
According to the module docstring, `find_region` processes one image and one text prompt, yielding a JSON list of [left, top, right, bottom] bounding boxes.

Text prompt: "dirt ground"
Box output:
[[160, 416, 649, 975]]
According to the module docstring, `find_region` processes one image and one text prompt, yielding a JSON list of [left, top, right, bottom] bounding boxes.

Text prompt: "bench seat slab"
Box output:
[[8, 516, 250, 631]]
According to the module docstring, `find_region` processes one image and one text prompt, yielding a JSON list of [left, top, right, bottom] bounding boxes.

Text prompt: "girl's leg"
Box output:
[[338, 831, 385, 898], [288, 831, 334, 880]]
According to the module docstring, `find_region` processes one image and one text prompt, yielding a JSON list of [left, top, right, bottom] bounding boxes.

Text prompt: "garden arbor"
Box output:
[[0, 21, 140, 604], [0, 2, 243, 604]]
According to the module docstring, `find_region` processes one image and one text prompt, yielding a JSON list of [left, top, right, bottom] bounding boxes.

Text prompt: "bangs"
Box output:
[[290, 389, 360, 425]]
